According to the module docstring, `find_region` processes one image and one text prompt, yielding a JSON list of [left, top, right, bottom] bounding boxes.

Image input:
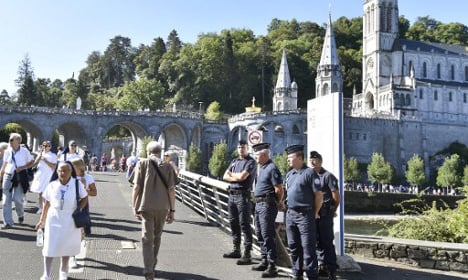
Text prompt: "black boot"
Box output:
[[223, 244, 241, 258], [328, 270, 337, 280], [252, 259, 268, 271], [261, 263, 278, 278], [236, 248, 252, 265]]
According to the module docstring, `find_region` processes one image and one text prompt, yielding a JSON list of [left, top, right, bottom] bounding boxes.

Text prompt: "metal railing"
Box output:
[[176, 170, 231, 232], [176, 170, 292, 268]]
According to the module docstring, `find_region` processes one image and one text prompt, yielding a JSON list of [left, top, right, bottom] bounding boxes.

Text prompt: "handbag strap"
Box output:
[[150, 160, 169, 189], [75, 178, 80, 208]]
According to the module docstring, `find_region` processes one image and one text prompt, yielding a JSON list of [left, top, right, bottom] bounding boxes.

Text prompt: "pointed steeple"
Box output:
[[275, 49, 291, 89], [273, 49, 297, 111], [319, 13, 341, 72], [315, 13, 342, 97]]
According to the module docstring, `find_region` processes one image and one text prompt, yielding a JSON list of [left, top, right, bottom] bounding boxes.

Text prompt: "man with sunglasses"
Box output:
[[222, 139, 256, 265], [0, 133, 34, 229]]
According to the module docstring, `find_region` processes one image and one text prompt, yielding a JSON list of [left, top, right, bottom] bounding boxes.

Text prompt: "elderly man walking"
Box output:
[[132, 141, 178, 280], [0, 133, 34, 229]]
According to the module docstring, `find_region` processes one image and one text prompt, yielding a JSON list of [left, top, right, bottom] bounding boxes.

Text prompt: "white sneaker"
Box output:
[[59, 271, 67, 280], [40, 276, 50, 280], [69, 256, 79, 269]]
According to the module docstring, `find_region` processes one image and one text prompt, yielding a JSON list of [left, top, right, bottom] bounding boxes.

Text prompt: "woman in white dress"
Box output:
[[35, 161, 88, 280], [30, 141, 57, 214]]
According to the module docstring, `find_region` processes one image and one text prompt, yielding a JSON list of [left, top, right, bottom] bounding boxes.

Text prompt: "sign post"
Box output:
[[247, 130, 262, 146]]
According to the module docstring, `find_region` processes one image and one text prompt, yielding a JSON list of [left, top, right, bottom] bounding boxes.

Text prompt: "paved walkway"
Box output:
[[0, 172, 466, 279]]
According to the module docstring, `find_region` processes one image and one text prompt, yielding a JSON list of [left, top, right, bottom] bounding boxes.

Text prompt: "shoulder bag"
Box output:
[[72, 178, 90, 228]]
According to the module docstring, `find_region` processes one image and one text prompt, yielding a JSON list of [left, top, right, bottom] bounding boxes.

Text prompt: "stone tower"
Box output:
[[315, 13, 342, 97], [361, 0, 399, 112], [273, 49, 298, 111]]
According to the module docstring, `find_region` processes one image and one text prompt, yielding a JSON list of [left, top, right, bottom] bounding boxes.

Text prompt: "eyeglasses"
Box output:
[[70, 144, 77, 147], [9, 139, 15, 142], [43, 144, 50, 147]]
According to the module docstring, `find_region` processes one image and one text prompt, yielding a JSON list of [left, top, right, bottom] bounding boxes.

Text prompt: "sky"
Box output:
[[1, 0, 468, 95]]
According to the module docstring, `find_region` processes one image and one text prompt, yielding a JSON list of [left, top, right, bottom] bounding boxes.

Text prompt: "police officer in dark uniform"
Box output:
[[309, 151, 340, 280], [222, 140, 256, 265], [284, 145, 323, 280], [251, 143, 284, 278]]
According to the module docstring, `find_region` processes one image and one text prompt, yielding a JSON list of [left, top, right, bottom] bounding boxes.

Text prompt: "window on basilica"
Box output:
[[406, 94, 411, 106]]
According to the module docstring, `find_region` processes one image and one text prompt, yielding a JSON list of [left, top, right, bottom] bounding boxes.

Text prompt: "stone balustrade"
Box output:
[[345, 235, 468, 273]]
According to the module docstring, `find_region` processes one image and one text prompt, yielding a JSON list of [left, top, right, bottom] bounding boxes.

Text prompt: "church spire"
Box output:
[[319, 13, 341, 69], [275, 49, 291, 89], [273, 49, 297, 111], [315, 13, 342, 97]]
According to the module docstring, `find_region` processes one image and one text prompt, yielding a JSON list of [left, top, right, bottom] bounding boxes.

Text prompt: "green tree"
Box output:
[[134, 37, 167, 81], [273, 152, 289, 177], [437, 154, 462, 191], [406, 16, 441, 42], [208, 142, 229, 178], [61, 79, 79, 108], [0, 123, 27, 143], [34, 78, 50, 106], [115, 78, 165, 111], [16, 54, 37, 106], [0, 89, 12, 105], [405, 154, 426, 189], [367, 153, 393, 192], [464, 165, 468, 187], [186, 144, 202, 174], [101, 36, 136, 88], [204, 101, 224, 120], [344, 156, 360, 187], [139, 136, 154, 158]]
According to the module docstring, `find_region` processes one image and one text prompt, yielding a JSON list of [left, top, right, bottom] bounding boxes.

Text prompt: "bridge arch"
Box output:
[[0, 119, 44, 150]]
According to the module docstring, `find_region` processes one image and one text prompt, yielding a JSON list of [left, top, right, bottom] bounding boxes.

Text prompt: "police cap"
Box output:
[[252, 142, 270, 152], [285, 144, 304, 155], [238, 139, 248, 146], [309, 150, 322, 160]]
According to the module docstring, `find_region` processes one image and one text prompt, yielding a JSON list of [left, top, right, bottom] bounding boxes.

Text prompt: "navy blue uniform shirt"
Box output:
[[254, 159, 282, 197], [285, 164, 321, 208], [227, 155, 256, 190], [316, 168, 339, 205]]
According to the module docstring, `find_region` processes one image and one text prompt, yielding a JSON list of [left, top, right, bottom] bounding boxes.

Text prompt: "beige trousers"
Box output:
[[141, 209, 168, 276]]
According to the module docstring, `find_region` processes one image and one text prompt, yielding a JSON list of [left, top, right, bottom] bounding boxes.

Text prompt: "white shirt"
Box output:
[[2, 146, 33, 174]]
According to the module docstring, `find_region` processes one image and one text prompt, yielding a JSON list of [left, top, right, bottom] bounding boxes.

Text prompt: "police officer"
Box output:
[[284, 145, 323, 280], [251, 143, 284, 278], [222, 139, 256, 265], [309, 151, 340, 280]]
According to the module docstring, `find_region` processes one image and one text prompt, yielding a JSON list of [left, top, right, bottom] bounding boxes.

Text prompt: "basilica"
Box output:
[[229, 0, 468, 177]]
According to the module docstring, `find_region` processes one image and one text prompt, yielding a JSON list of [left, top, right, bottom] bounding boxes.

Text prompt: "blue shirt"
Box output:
[[254, 159, 282, 197], [285, 165, 321, 208], [316, 168, 339, 205], [226, 155, 256, 190]]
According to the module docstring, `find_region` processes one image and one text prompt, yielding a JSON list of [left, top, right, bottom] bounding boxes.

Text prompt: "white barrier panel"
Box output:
[[307, 92, 344, 256]]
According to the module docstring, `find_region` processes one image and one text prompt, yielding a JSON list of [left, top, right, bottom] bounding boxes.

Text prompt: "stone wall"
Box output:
[[345, 235, 468, 273], [344, 191, 464, 213]]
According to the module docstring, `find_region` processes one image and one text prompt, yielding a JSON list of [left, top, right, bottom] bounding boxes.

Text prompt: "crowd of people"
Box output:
[[222, 140, 340, 280], [0, 135, 101, 280], [1, 134, 341, 280]]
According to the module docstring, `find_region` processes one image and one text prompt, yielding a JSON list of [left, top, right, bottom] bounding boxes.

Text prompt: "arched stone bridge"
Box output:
[[0, 106, 307, 169], [0, 106, 227, 162]]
